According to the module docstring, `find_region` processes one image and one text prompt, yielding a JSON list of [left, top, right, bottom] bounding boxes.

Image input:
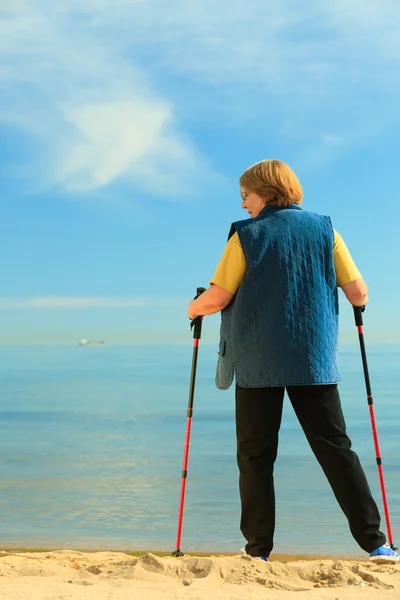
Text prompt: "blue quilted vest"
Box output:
[[215, 204, 340, 389]]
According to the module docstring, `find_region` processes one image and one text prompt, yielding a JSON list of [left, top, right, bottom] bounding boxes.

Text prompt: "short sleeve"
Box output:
[[333, 230, 362, 287], [210, 232, 247, 294]]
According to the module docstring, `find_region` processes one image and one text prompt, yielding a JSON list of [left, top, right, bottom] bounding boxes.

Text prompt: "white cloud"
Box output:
[[70, 1, 400, 95], [0, 296, 186, 309], [0, 297, 147, 309], [2, 0, 400, 187], [0, 2, 218, 195], [58, 101, 171, 191]]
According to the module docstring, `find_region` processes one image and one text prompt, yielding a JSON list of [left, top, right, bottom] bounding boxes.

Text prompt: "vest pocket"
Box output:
[[215, 338, 234, 390]]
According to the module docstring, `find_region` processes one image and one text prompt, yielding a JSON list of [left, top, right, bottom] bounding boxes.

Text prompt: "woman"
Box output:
[[187, 159, 398, 563]]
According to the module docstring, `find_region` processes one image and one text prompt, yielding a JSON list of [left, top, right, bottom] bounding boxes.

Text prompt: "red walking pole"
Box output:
[[353, 305, 397, 551], [172, 287, 206, 557]]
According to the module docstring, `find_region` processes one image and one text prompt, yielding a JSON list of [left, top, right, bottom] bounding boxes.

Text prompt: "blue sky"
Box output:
[[1, 0, 399, 345]]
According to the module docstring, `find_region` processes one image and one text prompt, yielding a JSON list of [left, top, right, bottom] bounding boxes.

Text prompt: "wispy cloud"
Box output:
[[126, 0, 400, 158], [0, 2, 218, 196], [73, 1, 400, 104], [0, 296, 187, 309], [0, 297, 148, 309], [2, 0, 400, 188]]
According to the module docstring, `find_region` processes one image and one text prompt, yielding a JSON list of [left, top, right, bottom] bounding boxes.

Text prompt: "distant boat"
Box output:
[[79, 338, 106, 347]]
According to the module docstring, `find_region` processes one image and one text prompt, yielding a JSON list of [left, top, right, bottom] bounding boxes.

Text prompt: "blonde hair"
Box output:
[[239, 160, 303, 207]]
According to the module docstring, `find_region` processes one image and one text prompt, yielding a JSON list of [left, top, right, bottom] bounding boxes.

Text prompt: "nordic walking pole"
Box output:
[[353, 305, 397, 550], [172, 287, 206, 558]]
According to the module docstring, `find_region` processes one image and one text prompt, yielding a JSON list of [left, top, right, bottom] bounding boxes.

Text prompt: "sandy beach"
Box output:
[[1, 549, 399, 600]]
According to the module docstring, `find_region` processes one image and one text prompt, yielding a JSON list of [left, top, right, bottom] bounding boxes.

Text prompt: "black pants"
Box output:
[[236, 384, 386, 557]]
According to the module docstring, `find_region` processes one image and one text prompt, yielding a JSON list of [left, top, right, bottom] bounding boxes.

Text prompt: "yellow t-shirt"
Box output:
[[210, 230, 361, 294]]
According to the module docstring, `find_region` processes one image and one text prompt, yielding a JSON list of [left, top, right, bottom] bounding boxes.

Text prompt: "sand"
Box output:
[[1, 549, 399, 600]]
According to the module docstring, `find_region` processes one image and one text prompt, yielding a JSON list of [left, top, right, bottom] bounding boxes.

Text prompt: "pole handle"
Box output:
[[190, 287, 206, 339], [194, 287, 206, 299], [353, 305, 365, 327]]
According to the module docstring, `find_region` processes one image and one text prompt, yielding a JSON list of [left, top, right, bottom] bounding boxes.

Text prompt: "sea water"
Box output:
[[0, 344, 399, 555]]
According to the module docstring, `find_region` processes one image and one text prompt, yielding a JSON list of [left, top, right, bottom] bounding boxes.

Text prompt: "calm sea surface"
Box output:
[[0, 344, 399, 555]]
